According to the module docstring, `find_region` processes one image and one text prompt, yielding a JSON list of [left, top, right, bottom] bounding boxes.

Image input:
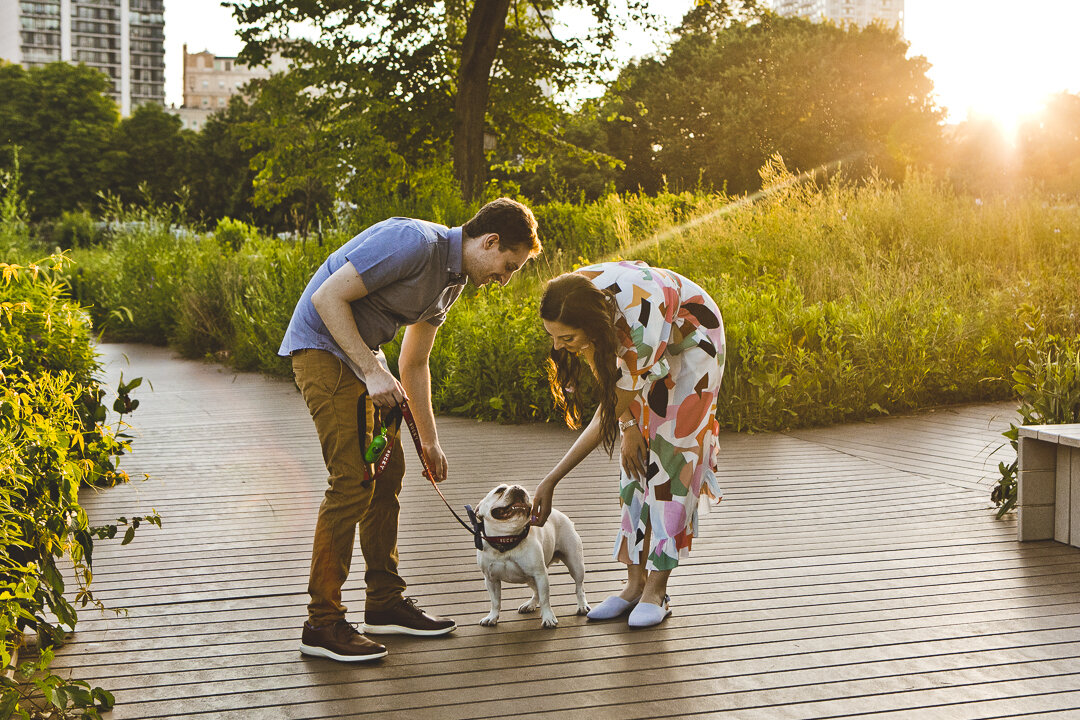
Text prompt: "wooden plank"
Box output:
[[45, 344, 1080, 719]]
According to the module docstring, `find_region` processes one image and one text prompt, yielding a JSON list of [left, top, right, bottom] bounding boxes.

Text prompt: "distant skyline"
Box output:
[[163, 0, 1080, 134]]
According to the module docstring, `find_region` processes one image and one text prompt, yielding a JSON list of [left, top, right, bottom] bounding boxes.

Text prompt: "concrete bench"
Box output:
[[1017, 424, 1080, 544]]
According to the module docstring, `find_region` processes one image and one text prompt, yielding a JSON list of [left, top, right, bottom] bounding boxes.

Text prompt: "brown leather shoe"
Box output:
[[363, 597, 456, 636], [300, 620, 387, 662]]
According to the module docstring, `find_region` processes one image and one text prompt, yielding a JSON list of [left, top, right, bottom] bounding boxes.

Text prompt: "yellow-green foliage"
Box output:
[[65, 174, 1080, 430], [1, 255, 157, 718], [626, 172, 1080, 429]]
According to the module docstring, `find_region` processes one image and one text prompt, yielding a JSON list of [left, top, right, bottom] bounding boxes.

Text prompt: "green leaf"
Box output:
[[121, 526, 136, 545], [0, 689, 18, 717], [92, 687, 116, 710]]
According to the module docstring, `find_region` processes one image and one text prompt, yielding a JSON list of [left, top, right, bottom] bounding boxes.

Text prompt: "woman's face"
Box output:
[[543, 319, 592, 354]]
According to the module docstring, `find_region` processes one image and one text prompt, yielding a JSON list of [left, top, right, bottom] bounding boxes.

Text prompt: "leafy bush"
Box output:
[[992, 306, 1080, 517], [1, 154, 41, 263], [34, 210, 107, 250], [64, 173, 1080, 430], [1, 255, 159, 718]]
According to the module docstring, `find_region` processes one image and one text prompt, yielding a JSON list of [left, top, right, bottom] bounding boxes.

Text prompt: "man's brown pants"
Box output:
[[292, 349, 406, 627]]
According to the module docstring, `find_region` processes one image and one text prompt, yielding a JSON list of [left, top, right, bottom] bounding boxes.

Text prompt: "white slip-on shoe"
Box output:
[[586, 594, 641, 621], [627, 595, 671, 628]]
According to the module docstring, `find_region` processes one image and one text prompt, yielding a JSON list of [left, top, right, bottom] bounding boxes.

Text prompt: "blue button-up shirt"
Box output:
[[278, 218, 466, 378]]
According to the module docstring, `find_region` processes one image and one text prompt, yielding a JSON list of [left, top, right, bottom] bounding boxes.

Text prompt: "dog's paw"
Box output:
[[576, 603, 591, 616], [479, 614, 499, 627], [540, 611, 559, 628], [517, 600, 538, 614]]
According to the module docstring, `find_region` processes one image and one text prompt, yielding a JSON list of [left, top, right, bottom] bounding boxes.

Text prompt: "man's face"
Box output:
[[469, 236, 532, 287]]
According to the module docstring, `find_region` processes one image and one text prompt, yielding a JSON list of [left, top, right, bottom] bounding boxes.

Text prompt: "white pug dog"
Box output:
[[474, 484, 589, 628]]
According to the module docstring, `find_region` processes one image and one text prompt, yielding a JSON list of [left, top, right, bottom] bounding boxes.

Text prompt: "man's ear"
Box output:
[[484, 232, 500, 249]]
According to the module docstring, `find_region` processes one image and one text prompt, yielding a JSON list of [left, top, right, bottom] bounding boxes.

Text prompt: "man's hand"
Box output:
[[422, 440, 448, 483], [365, 364, 406, 407], [531, 478, 556, 526], [620, 424, 648, 482]]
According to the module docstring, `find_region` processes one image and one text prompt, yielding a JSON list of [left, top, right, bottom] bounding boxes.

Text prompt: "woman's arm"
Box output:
[[532, 408, 602, 525], [532, 387, 641, 525]]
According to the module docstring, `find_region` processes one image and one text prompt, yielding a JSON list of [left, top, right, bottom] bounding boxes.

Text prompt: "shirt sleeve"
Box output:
[[424, 285, 465, 327], [344, 222, 433, 294], [614, 272, 675, 394]]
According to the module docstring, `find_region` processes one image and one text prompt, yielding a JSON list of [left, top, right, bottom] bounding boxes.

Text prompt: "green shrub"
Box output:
[[64, 173, 1080, 429], [35, 209, 106, 250], [224, 235, 324, 374], [1, 254, 159, 718], [212, 216, 260, 253], [421, 281, 558, 422], [68, 206, 195, 344], [1, 154, 41, 262], [992, 306, 1080, 517]]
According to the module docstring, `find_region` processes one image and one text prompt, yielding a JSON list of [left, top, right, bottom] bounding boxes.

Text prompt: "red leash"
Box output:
[[397, 399, 484, 544], [396, 399, 527, 550]]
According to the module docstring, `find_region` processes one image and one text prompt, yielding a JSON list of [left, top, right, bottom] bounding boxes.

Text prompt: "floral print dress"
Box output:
[[577, 261, 726, 571]]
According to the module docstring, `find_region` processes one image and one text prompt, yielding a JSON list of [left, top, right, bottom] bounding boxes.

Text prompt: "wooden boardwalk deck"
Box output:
[[51, 343, 1080, 720]]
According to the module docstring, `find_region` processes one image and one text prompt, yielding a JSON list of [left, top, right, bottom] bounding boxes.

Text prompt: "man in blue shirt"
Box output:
[[280, 198, 540, 662]]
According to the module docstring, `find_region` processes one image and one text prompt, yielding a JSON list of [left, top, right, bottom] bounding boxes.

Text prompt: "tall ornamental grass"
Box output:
[[63, 172, 1080, 431]]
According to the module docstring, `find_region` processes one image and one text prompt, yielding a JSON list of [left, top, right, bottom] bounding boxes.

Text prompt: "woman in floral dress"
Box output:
[[532, 260, 725, 627]]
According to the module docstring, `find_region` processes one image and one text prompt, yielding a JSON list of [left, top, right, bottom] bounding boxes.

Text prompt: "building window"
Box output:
[[20, 2, 61, 17]]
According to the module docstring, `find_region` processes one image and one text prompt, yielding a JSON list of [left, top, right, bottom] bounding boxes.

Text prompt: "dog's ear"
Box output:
[[475, 491, 493, 516]]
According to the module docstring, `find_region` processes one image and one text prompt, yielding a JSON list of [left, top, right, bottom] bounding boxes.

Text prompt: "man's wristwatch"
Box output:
[[619, 418, 636, 432]]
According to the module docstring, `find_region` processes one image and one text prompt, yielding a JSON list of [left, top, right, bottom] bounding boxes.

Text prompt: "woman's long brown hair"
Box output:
[[540, 273, 621, 457]]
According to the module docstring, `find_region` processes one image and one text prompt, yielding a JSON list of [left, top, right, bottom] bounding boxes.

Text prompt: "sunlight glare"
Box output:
[[905, 0, 1080, 142]]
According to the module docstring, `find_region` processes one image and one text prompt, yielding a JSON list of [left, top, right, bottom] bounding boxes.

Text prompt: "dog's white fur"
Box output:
[[474, 484, 589, 628]]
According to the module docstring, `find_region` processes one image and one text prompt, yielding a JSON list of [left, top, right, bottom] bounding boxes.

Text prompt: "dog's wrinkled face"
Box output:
[[476, 484, 532, 532]]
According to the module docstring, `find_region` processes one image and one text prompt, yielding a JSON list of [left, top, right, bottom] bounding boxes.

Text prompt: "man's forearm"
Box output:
[[399, 361, 438, 445], [313, 295, 382, 376]]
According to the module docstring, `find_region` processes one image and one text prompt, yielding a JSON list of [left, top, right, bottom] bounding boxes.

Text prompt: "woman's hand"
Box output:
[[620, 424, 648, 482], [531, 478, 556, 526]]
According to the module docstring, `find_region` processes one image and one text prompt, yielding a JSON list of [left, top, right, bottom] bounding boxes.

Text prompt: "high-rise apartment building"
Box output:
[[0, 0, 165, 115], [771, 0, 904, 34]]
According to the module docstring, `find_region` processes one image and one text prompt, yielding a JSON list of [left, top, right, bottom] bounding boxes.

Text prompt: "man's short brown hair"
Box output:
[[463, 198, 541, 256]]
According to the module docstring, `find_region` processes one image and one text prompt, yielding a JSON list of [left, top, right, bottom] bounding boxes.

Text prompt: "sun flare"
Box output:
[[905, 0, 1080, 140]]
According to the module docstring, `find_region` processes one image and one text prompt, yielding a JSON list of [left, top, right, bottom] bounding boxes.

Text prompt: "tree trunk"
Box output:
[[454, 0, 512, 201]]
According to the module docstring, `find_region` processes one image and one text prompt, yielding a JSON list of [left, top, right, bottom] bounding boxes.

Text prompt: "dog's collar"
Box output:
[[483, 526, 530, 553], [464, 505, 531, 552]]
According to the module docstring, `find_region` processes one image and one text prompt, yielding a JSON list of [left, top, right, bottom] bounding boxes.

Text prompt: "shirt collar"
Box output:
[[446, 227, 465, 285]]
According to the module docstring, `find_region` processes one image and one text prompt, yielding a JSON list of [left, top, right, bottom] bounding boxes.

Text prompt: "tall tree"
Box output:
[[1017, 92, 1080, 196], [598, 11, 942, 194], [226, 0, 691, 201], [233, 69, 406, 234], [183, 99, 265, 227], [107, 103, 195, 207], [0, 62, 118, 220]]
